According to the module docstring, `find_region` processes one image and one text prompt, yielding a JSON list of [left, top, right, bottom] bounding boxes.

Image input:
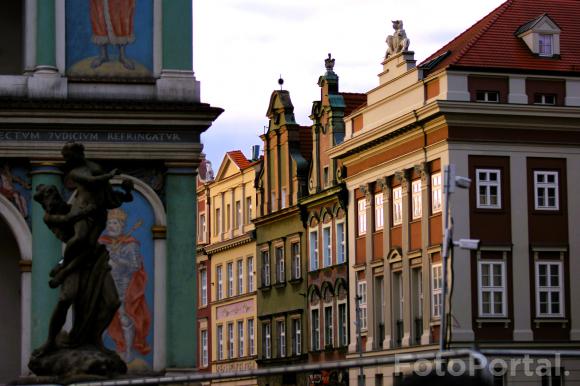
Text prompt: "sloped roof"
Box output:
[[420, 0, 580, 75], [226, 150, 251, 170], [341, 92, 367, 116]]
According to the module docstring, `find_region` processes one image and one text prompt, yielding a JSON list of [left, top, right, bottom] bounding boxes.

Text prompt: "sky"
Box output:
[[193, 0, 505, 169]]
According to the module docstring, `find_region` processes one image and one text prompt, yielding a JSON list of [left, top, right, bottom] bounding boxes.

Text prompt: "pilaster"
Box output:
[[396, 170, 412, 347], [360, 183, 374, 351], [377, 177, 392, 349], [417, 163, 432, 345]]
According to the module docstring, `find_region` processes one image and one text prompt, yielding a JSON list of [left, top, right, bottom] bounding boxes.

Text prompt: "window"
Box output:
[[271, 192, 276, 211], [291, 242, 301, 279], [412, 180, 422, 220], [276, 246, 285, 283], [338, 303, 347, 347], [336, 221, 345, 264], [228, 322, 234, 359], [277, 320, 286, 358], [309, 229, 319, 271], [227, 262, 234, 297], [539, 34, 553, 56], [281, 188, 287, 209], [322, 225, 332, 267], [200, 268, 207, 307], [201, 329, 208, 367], [248, 318, 255, 356], [375, 193, 384, 230], [357, 281, 367, 330], [324, 306, 333, 347], [534, 171, 559, 210], [217, 265, 223, 300], [476, 169, 501, 209], [292, 318, 301, 355], [226, 204, 231, 231], [248, 256, 254, 292], [323, 166, 329, 188], [261, 250, 270, 287], [263, 322, 271, 359], [476, 91, 499, 103], [534, 94, 556, 105], [478, 261, 506, 317], [235, 200, 241, 228], [246, 196, 252, 223], [536, 261, 563, 317], [199, 213, 206, 242], [431, 264, 442, 318], [237, 260, 243, 295], [215, 208, 221, 235], [432, 173, 442, 213], [357, 198, 367, 235], [311, 309, 320, 350], [217, 325, 224, 360], [238, 321, 244, 357], [393, 187, 402, 225]]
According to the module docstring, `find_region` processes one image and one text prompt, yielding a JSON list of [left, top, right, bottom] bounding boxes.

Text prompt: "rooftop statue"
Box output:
[[386, 20, 410, 58], [28, 142, 133, 379]]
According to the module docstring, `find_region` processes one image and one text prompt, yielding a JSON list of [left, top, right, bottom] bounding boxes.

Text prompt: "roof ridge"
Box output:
[[454, 0, 514, 64]]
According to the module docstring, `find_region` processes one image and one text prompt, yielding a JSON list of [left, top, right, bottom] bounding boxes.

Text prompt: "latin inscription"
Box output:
[[0, 130, 196, 143]]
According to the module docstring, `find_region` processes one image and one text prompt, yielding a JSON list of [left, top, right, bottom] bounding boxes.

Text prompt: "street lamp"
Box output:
[[440, 164, 480, 352]]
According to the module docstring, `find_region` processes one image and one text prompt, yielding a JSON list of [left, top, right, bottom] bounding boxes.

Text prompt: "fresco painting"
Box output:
[[0, 163, 31, 222], [66, 0, 153, 79], [99, 190, 154, 370]]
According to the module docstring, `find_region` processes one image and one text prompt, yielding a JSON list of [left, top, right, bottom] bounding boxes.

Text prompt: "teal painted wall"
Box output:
[[162, 0, 192, 71]]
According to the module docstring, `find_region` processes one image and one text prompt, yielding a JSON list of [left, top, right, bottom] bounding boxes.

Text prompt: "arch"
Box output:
[[307, 212, 319, 228], [307, 284, 321, 303], [334, 277, 348, 295], [320, 207, 332, 224], [332, 202, 346, 219], [320, 280, 335, 300], [111, 175, 166, 226], [387, 248, 403, 262]]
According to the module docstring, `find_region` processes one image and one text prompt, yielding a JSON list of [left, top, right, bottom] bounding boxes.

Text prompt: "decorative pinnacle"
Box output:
[[278, 75, 284, 90], [325, 53, 335, 72]]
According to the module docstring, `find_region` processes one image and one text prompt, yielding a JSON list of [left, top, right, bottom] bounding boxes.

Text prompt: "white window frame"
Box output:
[[412, 179, 422, 220], [336, 220, 345, 264], [476, 169, 501, 209], [324, 305, 333, 348], [217, 265, 223, 300], [246, 196, 252, 223], [263, 322, 271, 359], [338, 301, 347, 347], [227, 262, 234, 297], [200, 268, 207, 307], [431, 173, 442, 214], [475, 90, 499, 103], [235, 200, 241, 229], [228, 322, 234, 359], [478, 261, 507, 318], [309, 228, 319, 271], [238, 320, 244, 357], [262, 249, 270, 287], [539, 33, 553, 56], [248, 318, 255, 356], [431, 264, 442, 318], [237, 259, 243, 295], [217, 324, 224, 360], [277, 319, 286, 358], [201, 329, 208, 367], [292, 318, 301, 355], [291, 241, 301, 279], [357, 280, 367, 331], [392, 187, 403, 225], [357, 198, 367, 235], [275, 245, 285, 283], [322, 224, 332, 268], [374, 193, 384, 230], [248, 256, 254, 292], [536, 261, 564, 318], [199, 213, 206, 242], [311, 308, 320, 350], [534, 171, 559, 210], [534, 94, 556, 105]]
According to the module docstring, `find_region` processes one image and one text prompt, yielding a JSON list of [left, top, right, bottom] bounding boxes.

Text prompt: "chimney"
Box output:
[[251, 145, 260, 161]]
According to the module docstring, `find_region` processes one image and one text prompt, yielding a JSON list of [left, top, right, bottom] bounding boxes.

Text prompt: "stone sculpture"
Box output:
[[386, 20, 410, 58], [28, 142, 134, 379]]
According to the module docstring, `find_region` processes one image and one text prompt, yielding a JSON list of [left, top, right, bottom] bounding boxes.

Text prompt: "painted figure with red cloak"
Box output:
[[99, 208, 151, 364]]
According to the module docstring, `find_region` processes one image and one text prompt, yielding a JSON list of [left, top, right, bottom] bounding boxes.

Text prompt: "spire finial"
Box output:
[[278, 75, 284, 90], [325, 53, 335, 72]]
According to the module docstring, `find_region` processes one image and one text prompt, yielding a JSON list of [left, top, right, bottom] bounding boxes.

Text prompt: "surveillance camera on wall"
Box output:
[[455, 176, 472, 189], [454, 238, 480, 250]]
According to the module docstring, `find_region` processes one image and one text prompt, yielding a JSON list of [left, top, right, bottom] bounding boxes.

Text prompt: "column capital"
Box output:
[[165, 162, 198, 176], [414, 162, 430, 185], [376, 176, 391, 194], [30, 161, 63, 176], [395, 170, 410, 194]]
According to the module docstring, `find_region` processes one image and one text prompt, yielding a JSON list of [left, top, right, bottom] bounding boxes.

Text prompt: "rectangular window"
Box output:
[[261, 250, 270, 287], [336, 221, 345, 264], [291, 242, 301, 279], [311, 309, 320, 350], [292, 318, 301, 355], [271, 192, 276, 211], [412, 180, 422, 220], [238, 320, 244, 357], [536, 261, 563, 317], [277, 320, 286, 358], [323, 166, 329, 188], [431, 264, 442, 318], [199, 213, 206, 242], [357, 281, 367, 330], [281, 188, 287, 209], [227, 262, 234, 297], [217, 325, 224, 360], [324, 306, 333, 347], [322, 225, 332, 267], [226, 204, 231, 231], [393, 187, 403, 225], [237, 260, 243, 295], [217, 265, 223, 300], [478, 261, 506, 317], [201, 329, 208, 367], [215, 208, 221, 235], [263, 322, 271, 359], [200, 268, 207, 307], [375, 193, 384, 230], [309, 229, 319, 271], [476, 169, 501, 209], [246, 196, 252, 223], [432, 173, 442, 213], [228, 322, 234, 359], [534, 171, 559, 210], [357, 198, 367, 235], [338, 303, 347, 347], [539, 34, 553, 56], [248, 318, 255, 356], [534, 93, 556, 105], [248, 256, 254, 292], [235, 200, 241, 229], [476, 91, 499, 103], [276, 246, 285, 283]]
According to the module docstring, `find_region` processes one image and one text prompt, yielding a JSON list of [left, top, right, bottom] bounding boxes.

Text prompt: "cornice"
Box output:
[[252, 205, 301, 227], [204, 232, 255, 255]]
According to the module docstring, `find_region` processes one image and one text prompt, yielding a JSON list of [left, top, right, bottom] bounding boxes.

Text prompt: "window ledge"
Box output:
[[288, 277, 303, 285], [260, 285, 272, 292], [534, 318, 568, 328], [476, 318, 511, 328], [274, 282, 286, 289]]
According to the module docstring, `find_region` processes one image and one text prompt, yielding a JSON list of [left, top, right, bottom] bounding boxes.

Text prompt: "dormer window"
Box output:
[[516, 14, 561, 58], [534, 94, 556, 105], [476, 91, 499, 103], [538, 34, 553, 56]]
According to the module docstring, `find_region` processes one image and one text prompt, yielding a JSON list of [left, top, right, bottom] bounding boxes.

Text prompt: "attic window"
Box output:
[[515, 14, 561, 58], [539, 34, 553, 56]]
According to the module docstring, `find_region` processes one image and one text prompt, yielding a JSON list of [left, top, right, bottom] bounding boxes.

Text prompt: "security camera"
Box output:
[[454, 238, 480, 250], [455, 176, 472, 189]]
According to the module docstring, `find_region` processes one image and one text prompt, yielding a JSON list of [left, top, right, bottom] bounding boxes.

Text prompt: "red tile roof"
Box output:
[[341, 92, 367, 116], [227, 150, 251, 170], [420, 0, 580, 75]]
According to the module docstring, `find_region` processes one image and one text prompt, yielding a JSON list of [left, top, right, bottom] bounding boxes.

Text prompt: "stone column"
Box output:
[[418, 163, 432, 344], [30, 162, 63, 350], [397, 170, 412, 347], [229, 188, 235, 239], [165, 164, 197, 368], [378, 177, 392, 349], [361, 184, 374, 351], [347, 188, 358, 354]]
